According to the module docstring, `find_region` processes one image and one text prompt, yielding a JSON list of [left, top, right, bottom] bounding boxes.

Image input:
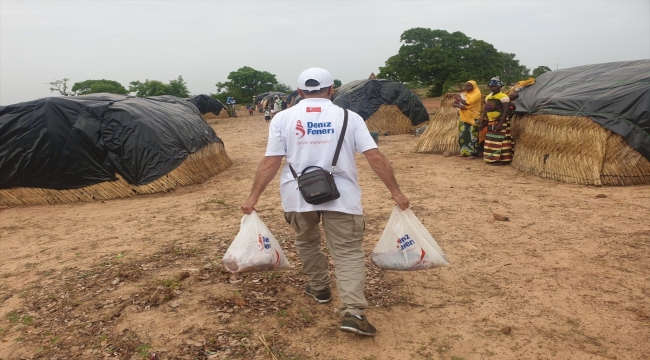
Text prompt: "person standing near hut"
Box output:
[[241, 67, 410, 337], [264, 108, 271, 123], [480, 77, 512, 164], [226, 97, 237, 117], [452, 80, 482, 159], [272, 95, 282, 118]]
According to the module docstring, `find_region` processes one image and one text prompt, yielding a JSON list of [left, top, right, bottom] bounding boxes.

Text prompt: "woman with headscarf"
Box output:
[[452, 80, 482, 158], [480, 76, 512, 164]]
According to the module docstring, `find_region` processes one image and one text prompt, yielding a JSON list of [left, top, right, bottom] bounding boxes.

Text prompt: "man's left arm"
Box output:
[[363, 149, 410, 210]]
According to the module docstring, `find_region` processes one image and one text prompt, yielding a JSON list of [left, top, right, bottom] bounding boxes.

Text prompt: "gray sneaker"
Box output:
[[304, 284, 332, 304], [340, 313, 377, 336]]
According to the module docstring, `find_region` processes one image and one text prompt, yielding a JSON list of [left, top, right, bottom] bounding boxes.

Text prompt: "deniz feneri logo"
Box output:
[[295, 120, 335, 139], [258, 234, 271, 251], [396, 234, 416, 251], [397, 234, 427, 266], [258, 233, 282, 266], [295, 120, 306, 138]]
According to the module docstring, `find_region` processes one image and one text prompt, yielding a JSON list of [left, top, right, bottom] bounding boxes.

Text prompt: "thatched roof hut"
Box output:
[[255, 92, 287, 109], [512, 60, 650, 186], [411, 93, 465, 154], [289, 79, 429, 135], [332, 79, 429, 135], [188, 94, 226, 116], [0, 94, 232, 206]]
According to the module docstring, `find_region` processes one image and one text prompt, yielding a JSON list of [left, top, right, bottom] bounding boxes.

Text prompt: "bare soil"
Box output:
[[1, 99, 649, 360]]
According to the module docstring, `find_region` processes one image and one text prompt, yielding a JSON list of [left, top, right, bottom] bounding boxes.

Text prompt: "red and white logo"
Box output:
[[306, 107, 321, 112], [295, 120, 306, 138]]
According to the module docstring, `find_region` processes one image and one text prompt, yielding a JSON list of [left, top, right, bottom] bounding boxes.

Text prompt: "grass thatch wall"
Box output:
[[411, 93, 459, 153], [202, 111, 229, 122], [511, 114, 650, 186], [365, 105, 429, 135], [0, 142, 233, 206]]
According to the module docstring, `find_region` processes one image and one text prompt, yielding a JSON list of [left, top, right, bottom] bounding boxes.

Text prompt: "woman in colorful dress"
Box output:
[[480, 76, 512, 164], [452, 80, 482, 158]]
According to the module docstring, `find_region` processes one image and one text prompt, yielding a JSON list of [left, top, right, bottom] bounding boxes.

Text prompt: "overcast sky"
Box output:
[[1, 0, 648, 105]]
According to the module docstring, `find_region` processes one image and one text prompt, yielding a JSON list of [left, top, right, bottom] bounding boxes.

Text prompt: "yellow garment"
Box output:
[[485, 92, 510, 121], [507, 78, 536, 95], [459, 80, 482, 125]]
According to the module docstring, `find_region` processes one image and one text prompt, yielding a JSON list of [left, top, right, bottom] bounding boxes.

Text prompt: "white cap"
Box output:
[[297, 67, 334, 91]]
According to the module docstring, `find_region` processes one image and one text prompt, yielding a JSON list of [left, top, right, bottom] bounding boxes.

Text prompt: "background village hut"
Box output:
[[255, 92, 287, 110], [289, 79, 429, 136], [332, 79, 429, 135], [189, 94, 228, 122], [512, 60, 650, 186], [0, 94, 232, 206], [411, 92, 467, 154]]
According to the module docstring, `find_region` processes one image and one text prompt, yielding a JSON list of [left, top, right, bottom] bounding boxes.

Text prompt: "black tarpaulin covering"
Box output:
[[254, 92, 286, 104], [515, 60, 650, 160], [188, 94, 225, 115], [286, 90, 300, 106], [0, 93, 222, 190], [331, 79, 429, 125]]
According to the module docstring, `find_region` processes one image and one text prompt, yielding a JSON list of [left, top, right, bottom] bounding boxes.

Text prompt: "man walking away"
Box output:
[[241, 67, 410, 336]]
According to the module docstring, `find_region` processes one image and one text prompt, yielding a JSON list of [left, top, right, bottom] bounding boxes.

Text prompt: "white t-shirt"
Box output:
[[265, 98, 377, 215]]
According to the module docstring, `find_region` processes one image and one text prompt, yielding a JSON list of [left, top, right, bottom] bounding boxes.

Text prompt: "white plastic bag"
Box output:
[[222, 211, 290, 273], [371, 206, 448, 271]]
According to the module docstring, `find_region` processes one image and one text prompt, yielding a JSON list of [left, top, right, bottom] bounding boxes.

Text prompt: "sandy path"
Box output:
[[1, 106, 649, 360]]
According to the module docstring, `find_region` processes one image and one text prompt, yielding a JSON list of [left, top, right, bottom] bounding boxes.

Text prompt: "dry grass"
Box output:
[[365, 104, 428, 135], [511, 114, 650, 186], [600, 131, 650, 185], [411, 93, 460, 154], [0, 142, 233, 206], [202, 111, 229, 121]]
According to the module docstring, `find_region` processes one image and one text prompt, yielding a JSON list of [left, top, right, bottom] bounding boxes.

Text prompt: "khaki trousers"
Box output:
[[284, 211, 368, 316]]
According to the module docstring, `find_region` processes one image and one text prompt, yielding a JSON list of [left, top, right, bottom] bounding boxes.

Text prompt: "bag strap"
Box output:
[[331, 108, 348, 168], [290, 108, 348, 178]]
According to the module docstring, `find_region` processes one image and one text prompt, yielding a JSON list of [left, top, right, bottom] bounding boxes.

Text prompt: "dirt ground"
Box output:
[[1, 99, 649, 360]]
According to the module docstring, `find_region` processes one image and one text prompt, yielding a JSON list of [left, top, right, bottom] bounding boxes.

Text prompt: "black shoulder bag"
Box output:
[[289, 109, 348, 205]]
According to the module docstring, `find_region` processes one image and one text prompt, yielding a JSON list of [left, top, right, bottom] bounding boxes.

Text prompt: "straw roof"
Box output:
[[365, 105, 428, 135], [411, 93, 461, 154], [511, 114, 650, 186], [202, 111, 230, 122], [0, 142, 232, 206]]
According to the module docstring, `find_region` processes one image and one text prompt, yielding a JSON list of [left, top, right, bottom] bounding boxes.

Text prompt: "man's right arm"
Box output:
[[241, 156, 283, 214]]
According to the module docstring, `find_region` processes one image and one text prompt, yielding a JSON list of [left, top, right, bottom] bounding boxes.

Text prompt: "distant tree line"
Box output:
[[48, 28, 551, 101], [48, 76, 191, 98]]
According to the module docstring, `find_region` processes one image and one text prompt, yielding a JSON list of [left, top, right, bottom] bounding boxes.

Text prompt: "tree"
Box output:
[[273, 82, 293, 94], [128, 76, 190, 98], [48, 78, 74, 96], [378, 28, 473, 96], [532, 66, 552, 78], [499, 52, 530, 85], [215, 66, 278, 102], [71, 79, 128, 95], [129, 80, 169, 97], [377, 28, 529, 96], [167, 75, 190, 98], [333, 79, 342, 88]]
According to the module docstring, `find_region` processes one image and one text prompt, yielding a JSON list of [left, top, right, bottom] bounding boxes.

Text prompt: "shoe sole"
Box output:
[[339, 325, 376, 336], [304, 291, 332, 304]]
